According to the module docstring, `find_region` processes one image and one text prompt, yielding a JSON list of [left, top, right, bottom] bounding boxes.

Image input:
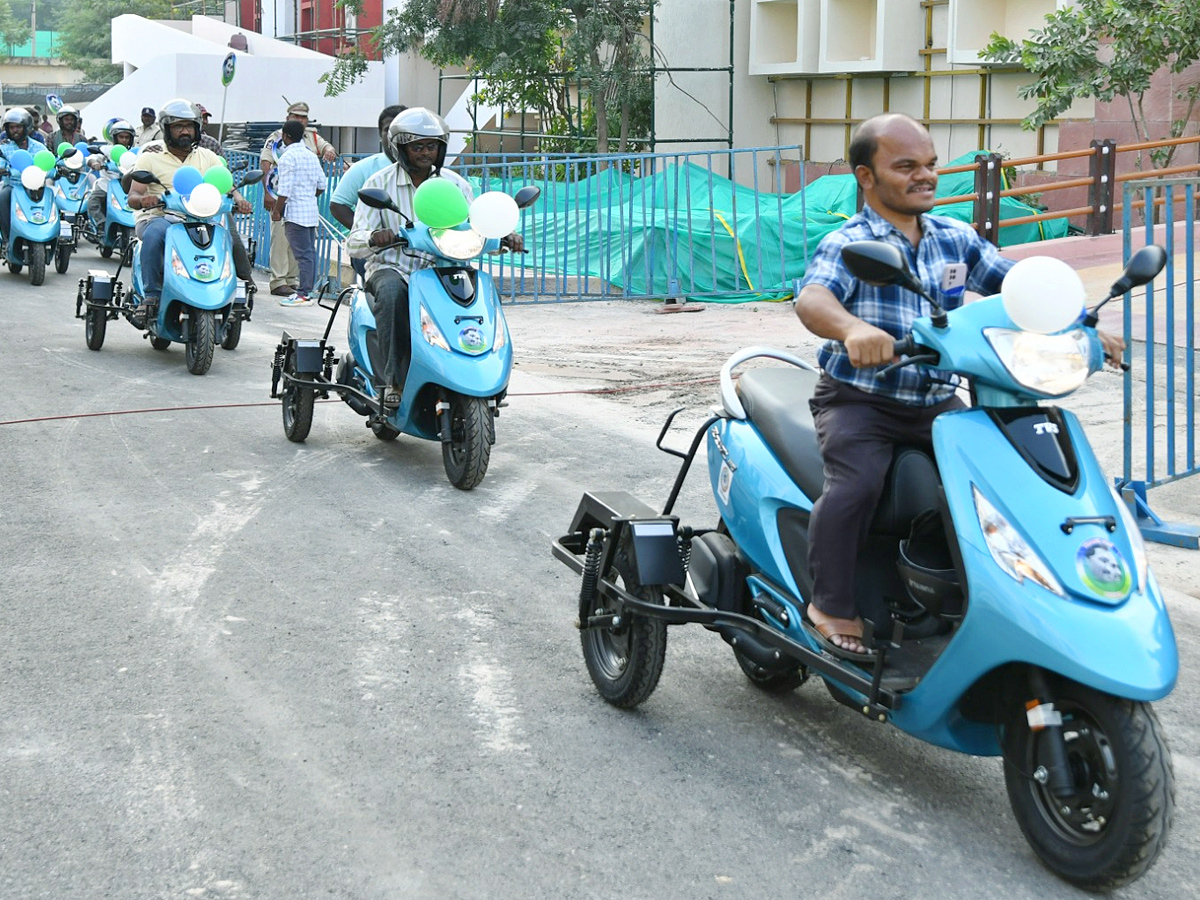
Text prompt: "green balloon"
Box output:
[[203, 166, 234, 194], [34, 149, 56, 172], [57, 142, 73, 157], [110, 146, 126, 164], [413, 177, 469, 229]]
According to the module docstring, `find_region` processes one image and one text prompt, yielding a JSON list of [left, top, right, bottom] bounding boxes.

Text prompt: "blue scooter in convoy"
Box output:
[[0, 149, 60, 286], [75, 164, 263, 374], [553, 243, 1175, 889], [49, 145, 94, 274], [271, 182, 540, 490], [80, 148, 137, 260]]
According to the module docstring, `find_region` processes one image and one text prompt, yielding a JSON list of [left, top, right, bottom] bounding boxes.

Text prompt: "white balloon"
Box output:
[[469, 191, 520, 240], [64, 152, 84, 171], [119, 152, 137, 174], [20, 166, 46, 191], [185, 182, 222, 218], [1001, 256, 1086, 334]]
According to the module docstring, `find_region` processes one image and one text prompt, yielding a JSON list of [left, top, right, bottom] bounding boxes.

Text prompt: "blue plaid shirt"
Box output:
[[801, 204, 1014, 406]]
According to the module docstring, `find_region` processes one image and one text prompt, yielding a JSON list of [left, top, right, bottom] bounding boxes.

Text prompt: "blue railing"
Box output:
[[225, 147, 804, 303], [1119, 177, 1200, 548]]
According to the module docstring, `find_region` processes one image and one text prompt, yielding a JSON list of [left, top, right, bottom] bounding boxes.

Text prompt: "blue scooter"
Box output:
[[270, 183, 540, 490], [0, 152, 60, 286], [79, 152, 136, 260], [50, 150, 94, 274], [76, 166, 263, 373], [552, 244, 1174, 889]]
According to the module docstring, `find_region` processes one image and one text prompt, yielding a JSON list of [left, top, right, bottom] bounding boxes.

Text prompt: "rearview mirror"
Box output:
[[130, 170, 159, 185], [514, 186, 541, 209], [1108, 245, 1167, 298], [358, 188, 396, 212], [239, 169, 264, 187], [841, 241, 923, 293]]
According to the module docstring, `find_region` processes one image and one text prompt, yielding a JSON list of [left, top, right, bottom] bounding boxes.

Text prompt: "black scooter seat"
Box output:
[[735, 367, 939, 536]]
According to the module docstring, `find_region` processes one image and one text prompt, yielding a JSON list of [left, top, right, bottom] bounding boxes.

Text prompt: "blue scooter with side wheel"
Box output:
[[552, 243, 1176, 890], [270, 181, 540, 490], [49, 146, 94, 274], [80, 147, 137, 260], [75, 164, 263, 373], [0, 149, 60, 286]]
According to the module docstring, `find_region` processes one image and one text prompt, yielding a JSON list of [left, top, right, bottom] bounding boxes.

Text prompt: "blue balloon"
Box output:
[[128, 146, 139, 155], [74, 141, 89, 158], [172, 165, 203, 196], [8, 149, 33, 172]]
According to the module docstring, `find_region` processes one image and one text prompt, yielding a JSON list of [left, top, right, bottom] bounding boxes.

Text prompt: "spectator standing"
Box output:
[[260, 100, 338, 296], [271, 120, 326, 307], [38, 110, 53, 136], [196, 104, 223, 156], [136, 107, 163, 146]]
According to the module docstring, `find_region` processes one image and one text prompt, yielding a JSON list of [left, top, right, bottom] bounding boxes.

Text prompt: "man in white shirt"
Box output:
[[136, 107, 163, 146], [271, 120, 326, 306]]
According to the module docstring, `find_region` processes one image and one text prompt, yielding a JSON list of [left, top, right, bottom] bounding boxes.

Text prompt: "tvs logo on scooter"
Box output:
[[1075, 538, 1131, 599], [458, 327, 487, 352]]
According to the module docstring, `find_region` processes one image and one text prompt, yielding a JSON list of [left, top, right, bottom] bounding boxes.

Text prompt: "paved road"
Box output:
[[2, 262, 1198, 899]]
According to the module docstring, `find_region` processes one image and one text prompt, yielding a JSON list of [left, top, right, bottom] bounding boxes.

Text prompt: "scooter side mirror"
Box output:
[[239, 169, 264, 187], [129, 170, 160, 185], [841, 241, 925, 295], [1108, 245, 1167, 298], [357, 187, 398, 212], [60, 147, 78, 159], [514, 186, 541, 209]]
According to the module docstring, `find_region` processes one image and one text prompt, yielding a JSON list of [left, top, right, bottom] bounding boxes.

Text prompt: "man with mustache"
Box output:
[[793, 113, 1120, 660]]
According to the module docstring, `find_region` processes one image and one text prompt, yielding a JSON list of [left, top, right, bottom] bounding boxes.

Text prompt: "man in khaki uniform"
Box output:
[[260, 101, 338, 295]]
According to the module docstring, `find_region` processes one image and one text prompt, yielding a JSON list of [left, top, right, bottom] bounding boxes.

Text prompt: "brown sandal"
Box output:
[[803, 606, 874, 661]]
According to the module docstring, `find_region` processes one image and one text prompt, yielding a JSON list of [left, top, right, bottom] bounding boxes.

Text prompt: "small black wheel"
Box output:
[[441, 394, 493, 490], [580, 549, 668, 709], [28, 247, 45, 286], [84, 305, 107, 351], [733, 649, 807, 693], [371, 420, 400, 441], [185, 309, 215, 375], [54, 242, 71, 274], [220, 316, 242, 351], [282, 381, 315, 442], [100, 244, 114, 259], [149, 335, 171, 350], [1003, 680, 1174, 890], [7, 261, 21, 274]]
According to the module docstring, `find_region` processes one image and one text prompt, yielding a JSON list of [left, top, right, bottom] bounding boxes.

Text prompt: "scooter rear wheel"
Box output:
[[185, 309, 216, 375], [54, 242, 71, 274], [580, 549, 668, 709], [149, 335, 171, 351], [1002, 680, 1174, 889], [220, 316, 242, 351], [441, 394, 493, 490], [734, 650, 806, 693], [7, 261, 21, 274], [371, 421, 400, 441]]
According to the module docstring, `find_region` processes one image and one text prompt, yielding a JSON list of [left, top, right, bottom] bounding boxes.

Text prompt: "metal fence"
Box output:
[[225, 147, 803, 303], [1119, 177, 1200, 548]]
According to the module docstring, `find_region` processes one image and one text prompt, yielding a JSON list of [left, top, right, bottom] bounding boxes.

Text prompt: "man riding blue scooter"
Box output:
[[0, 108, 48, 246], [124, 99, 252, 328], [792, 113, 1124, 660], [346, 107, 524, 410]]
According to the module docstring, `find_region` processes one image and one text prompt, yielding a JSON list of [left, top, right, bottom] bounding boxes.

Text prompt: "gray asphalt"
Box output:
[[2, 258, 1198, 899]]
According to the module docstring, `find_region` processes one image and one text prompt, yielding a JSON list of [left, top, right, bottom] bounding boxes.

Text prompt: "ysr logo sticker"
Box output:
[[458, 326, 487, 352], [1075, 538, 1131, 599]]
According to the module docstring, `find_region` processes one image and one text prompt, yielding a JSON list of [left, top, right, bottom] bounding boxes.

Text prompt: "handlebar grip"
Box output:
[[893, 336, 917, 357]]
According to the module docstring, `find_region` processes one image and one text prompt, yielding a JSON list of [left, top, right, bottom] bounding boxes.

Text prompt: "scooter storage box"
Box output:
[[86, 270, 113, 302], [282, 330, 325, 374]]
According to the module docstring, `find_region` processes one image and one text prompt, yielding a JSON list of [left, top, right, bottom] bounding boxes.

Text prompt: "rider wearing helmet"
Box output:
[[0, 108, 48, 242], [124, 99, 253, 327], [48, 105, 84, 150], [87, 119, 137, 228], [346, 107, 523, 409]]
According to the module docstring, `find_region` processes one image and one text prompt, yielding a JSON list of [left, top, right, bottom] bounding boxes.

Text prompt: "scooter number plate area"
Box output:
[[718, 460, 734, 504]]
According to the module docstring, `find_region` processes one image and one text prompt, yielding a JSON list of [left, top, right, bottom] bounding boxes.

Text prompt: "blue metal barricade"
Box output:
[[1119, 177, 1200, 548]]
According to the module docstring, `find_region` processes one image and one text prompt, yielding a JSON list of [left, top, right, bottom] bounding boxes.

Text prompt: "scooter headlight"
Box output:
[[430, 226, 486, 260], [973, 485, 1065, 596], [14, 204, 27, 223], [171, 248, 191, 279], [1109, 484, 1149, 591], [222, 252, 232, 280], [493, 310, 508, 350], [984, 327, 1091, 396], [420, 304, 450, 351]]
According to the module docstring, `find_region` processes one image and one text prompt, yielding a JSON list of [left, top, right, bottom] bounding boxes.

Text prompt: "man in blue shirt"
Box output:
[[329, 104, 405, 280], [794, 113, 1119, 659], [0, 108, 47, 244]]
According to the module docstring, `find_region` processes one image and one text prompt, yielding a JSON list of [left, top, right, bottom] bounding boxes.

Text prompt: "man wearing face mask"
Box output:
[[124, 99, 252, 327]]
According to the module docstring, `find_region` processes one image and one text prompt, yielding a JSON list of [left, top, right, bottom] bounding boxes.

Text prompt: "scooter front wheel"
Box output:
[[28, 246, 45, 286], [185, 309, 216, 375], [580, 549, 668, 709], [1003, 680, 1174, 890], [441, 394, 493, 490]]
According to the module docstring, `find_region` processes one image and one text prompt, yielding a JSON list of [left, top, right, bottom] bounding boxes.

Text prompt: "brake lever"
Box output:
[[874, 352, 940, 380]]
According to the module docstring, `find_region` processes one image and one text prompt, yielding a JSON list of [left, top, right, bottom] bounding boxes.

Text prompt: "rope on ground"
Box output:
[[0, 377, 722, 426]]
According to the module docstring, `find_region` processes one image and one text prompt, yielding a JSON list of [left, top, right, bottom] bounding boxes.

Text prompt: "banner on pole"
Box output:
[[221, 53, 236, 87], [45, 94, 63, 114]]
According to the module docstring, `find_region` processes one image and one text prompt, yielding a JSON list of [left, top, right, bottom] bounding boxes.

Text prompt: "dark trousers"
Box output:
[[283, 221, 316, 294], [807, 374, 964, 619], [228, 214, 252, 282], [367, 268, 411, 388], [0, 184, 11, 242]]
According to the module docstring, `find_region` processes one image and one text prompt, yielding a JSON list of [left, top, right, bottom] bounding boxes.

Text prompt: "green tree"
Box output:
[[982, 0, 1200, 167], [321, 0, 656, 154], [0, 0, 31, 49], [52, 0, 175, 82]]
